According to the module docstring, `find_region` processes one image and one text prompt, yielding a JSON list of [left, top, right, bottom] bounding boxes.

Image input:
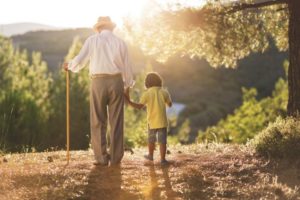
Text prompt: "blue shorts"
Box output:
[[148, 128, 167, 144]]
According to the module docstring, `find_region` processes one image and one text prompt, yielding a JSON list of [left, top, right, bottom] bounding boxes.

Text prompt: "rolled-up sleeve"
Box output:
[[68, 38, 91, 73], [121, 42, 135, 88]]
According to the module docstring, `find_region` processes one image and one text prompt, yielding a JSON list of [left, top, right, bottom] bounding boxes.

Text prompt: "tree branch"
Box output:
[[228, 0, 288, 13]]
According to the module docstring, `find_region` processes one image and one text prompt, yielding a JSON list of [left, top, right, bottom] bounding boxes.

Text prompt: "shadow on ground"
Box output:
[[1, 145, 300, 200]]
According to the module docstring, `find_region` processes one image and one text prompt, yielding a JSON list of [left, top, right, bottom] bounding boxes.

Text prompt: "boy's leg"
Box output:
[[160, 143, 167, 161], [157, 128, 167, 161], [146, 129, 157, 160], [148, 143, 155, 158]]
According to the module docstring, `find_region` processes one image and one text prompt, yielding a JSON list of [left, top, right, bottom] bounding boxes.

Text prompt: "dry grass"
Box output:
[[0, 144, 299, 200]]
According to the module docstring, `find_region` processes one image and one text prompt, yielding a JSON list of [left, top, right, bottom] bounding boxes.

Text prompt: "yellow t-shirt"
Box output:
[[140, 87, 172, 129]]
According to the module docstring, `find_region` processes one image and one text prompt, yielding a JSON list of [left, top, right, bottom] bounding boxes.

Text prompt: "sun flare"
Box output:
[[0, 0, 153, 28], [0, 0, 206, 28]]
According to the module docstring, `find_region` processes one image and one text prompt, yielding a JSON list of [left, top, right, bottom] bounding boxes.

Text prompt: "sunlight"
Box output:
[[0, 0, 151, 28], [0, 0, 206, 28]]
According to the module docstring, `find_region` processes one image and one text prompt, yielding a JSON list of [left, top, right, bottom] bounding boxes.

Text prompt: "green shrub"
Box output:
[[252, 117, 300, 158], [177, 119, 191, 144], [198, 76, 287, 144]]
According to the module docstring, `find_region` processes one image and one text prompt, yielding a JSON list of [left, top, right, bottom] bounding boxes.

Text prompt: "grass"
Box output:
[[0, 144, 299, 200]]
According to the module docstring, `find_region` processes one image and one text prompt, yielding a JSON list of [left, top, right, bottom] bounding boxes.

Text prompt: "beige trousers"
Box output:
[[90, 74, 124, 164]]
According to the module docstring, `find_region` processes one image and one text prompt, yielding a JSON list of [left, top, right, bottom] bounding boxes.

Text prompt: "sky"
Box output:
[[0, 0, 150, 28], [0, 0, 205, 28]]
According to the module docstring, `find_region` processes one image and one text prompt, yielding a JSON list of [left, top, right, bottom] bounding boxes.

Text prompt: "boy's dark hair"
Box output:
[[145, 72, 163, 88]]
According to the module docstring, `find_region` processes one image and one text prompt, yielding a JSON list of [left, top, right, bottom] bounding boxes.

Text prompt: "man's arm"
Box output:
[[63, 38, 90, 72], [121, 42, 135, 88]]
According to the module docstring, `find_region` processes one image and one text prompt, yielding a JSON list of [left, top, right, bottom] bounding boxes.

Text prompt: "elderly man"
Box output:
[[64, 16, 134, 166]]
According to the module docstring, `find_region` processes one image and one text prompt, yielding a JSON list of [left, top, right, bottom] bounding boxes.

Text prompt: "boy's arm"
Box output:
[[129, 101, 145, 110], [124, 93, 145, 110], [164, 90, 173, 107]]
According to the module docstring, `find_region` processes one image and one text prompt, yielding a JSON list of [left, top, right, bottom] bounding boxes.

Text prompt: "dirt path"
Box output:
[[0, 144, 299, 200]]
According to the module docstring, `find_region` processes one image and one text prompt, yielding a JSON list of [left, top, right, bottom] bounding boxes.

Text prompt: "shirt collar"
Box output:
[[148, 87, 161, 90], [100, 29, 113, 36]]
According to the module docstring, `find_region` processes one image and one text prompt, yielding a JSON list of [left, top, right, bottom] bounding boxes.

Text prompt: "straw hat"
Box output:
[[93, 16, 116, 32]]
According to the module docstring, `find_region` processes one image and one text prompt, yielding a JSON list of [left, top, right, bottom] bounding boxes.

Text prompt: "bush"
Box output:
[[198, 75, 287, 144], [252, 117, 300, 158]]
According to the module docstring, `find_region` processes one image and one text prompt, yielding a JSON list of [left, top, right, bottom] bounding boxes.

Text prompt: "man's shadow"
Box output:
[[85, 165, 138, 200]]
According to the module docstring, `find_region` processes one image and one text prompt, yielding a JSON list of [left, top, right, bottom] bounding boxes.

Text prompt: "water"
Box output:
[[167, 102, 186, 118]]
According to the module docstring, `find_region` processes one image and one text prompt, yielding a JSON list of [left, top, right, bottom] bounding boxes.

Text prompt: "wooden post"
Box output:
[[66, 70, 70, 164]]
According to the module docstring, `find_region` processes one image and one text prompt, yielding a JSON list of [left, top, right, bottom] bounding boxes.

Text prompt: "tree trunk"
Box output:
[[287, 0, 300, 116]]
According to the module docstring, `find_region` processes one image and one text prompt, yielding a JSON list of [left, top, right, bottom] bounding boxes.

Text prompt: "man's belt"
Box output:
[[90, 73, 122, 79]]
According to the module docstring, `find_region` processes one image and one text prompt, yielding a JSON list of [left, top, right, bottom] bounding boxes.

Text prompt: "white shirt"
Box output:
[[68, 30, 135, 87]]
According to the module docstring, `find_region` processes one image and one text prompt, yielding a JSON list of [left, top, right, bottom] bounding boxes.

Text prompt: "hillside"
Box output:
[[1, 145, 299, 199], [12, 28, 92, 69], [0, 23, 60, 36], [10, 29, 287, 139]]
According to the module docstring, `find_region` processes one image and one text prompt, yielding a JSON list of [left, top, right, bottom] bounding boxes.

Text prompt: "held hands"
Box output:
[[124, 87, 130, 104], [124, 87, 130, 98], [63, 62, 69, 71], [123, 88, 144, 110]]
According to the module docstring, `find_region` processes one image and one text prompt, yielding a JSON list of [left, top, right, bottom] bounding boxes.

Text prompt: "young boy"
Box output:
[[125, 72, 172, 165]]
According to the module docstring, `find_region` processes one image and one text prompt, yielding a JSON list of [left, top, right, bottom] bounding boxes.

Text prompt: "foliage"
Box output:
[[46, 37, 90, 150], [0, 36, 14, 90], [177, 119, 191, 144], [198, 62, 288, 143], [11, 28, 288, 137], [252, 117, 300, 158], [0, 36, 52, 152], [0, 33, 161, 152], [124, 107, 148, 148], [126, 0, 288, 68], [123, 0, 290, 137]]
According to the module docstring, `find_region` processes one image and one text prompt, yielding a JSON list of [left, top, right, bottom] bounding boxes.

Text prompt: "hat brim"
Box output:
[[93, 21, 116, 31]]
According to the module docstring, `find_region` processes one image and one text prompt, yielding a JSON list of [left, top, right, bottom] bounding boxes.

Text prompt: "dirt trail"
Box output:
[[0, 144, 299, 200]]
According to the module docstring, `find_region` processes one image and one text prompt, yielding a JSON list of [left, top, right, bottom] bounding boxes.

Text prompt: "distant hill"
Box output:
[[12, 28, 93, 69], [11, 29, 288, 140], [12, 28, 146, 72], [0, 22, 60, 36]]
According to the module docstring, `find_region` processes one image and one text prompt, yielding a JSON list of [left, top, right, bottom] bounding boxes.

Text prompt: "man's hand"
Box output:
[[63, 62, 69, 71], [124, 88, 130, 104], [124, 87, 130, 98]]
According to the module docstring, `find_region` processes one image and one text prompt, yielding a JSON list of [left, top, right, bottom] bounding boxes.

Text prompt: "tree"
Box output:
[[0, 36, 14, 91], [0, 36, 52, 152], [126, 0, 300, 116]]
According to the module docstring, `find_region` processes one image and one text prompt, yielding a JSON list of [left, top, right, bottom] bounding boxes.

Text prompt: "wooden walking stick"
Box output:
[[66, 69, 70, 164]]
